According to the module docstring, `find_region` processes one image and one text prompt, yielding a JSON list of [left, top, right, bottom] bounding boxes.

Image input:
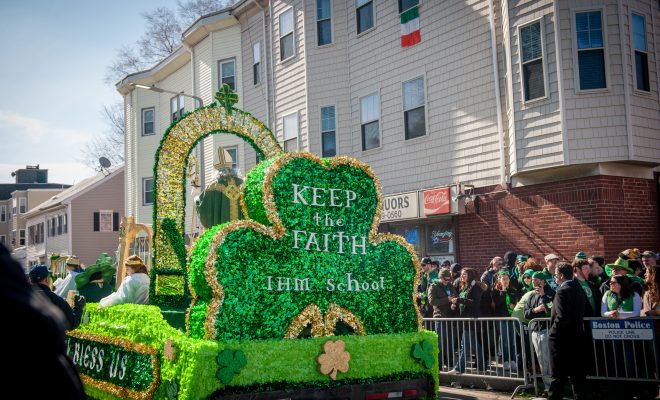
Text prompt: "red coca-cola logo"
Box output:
[[423, 187, 450, 216]]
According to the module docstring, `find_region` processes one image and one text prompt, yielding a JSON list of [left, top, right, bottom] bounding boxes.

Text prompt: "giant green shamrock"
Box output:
[[187, 152, 421, 341]]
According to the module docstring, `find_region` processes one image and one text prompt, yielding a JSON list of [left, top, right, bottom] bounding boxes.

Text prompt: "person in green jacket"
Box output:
[[520, 269, 535, 293]]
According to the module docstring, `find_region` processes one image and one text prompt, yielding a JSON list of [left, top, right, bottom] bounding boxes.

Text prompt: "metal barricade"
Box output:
[[423, 317, 530, 397], [527, 317, 660, 397]]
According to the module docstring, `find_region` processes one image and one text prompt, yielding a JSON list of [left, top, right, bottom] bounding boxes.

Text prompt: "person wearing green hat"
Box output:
[[600, 257, 644, 297], [524, 270, 556, 394], [520, 269, 535, 293]]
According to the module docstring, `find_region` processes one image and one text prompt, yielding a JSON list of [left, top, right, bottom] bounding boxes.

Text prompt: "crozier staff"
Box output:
[[99, 255, 150, 308]]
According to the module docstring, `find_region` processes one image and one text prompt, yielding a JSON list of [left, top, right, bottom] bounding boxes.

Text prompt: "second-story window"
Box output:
[[63, 213, 68, 233], [19, 229, 25, 246], [12, 198, 16, 215], [94, 211, 119, 232], [142, 107, 155, 136], [317, 0, 332, 46], [632, 13, 649, 92], [360, 93, 380, 151], [0, 205, 5, 222], [170, 94, 185, 121], [57, 215, 63, 235], [321, 106, 336, 157], [225, 146, 238, 172], [403, 77, 426, 139], [253, 42, 261, 84], [520, 20, 545, 101], [356, 0, 374, 34], [219, 59, 236, 90], [576, 11, 606, 90], [283, 112, 299, 152], [280, 8, 295, 61], [19, 197, 26, 214], [399, 0, 418, 13], [143, 177, 153, 205]]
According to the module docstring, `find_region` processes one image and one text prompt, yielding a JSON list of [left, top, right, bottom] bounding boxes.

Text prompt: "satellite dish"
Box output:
[[11, 172, 16, 177], [99, 157, 112, 169]]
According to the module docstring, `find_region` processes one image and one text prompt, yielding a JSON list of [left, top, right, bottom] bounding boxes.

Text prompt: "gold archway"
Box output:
[[117, 216, 153, 288]]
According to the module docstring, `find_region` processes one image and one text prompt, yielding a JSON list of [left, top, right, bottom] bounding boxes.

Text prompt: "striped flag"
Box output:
[[400, 6, 421, 47]]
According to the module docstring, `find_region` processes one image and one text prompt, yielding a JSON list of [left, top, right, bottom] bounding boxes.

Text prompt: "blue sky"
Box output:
[[0, 0, 178, 184]]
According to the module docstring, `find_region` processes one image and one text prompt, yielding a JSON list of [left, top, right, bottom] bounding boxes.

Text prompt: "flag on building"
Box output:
[[400, 6, 421, 47]]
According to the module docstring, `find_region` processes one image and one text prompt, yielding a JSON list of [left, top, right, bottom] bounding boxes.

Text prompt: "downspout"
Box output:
[[553, 1, 569, 166], [618, 0, 634, 160], [250, 0, 271, 128], [269, 0, 276, 130], [184, 42, 205, 188], [488, 0, 508, 189]]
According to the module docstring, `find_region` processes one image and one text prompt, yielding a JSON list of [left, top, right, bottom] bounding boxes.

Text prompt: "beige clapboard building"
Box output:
[[118, 1, 660, 266]]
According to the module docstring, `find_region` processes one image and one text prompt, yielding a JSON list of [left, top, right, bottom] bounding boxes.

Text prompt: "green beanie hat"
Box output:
[[532, 271, 547, 280], [575, 251, 588, 260]]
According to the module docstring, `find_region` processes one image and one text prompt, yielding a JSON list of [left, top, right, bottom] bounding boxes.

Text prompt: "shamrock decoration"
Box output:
[[188, 152, 421, 341], [214, 84, 238, 113], [216, 348, 247, 385], [411, 340, 436, 369], [165, 380, 178, 400], [317, 340, 350, 380]]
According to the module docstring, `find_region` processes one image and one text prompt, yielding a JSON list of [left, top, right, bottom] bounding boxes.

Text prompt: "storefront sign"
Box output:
[[381, 192, 419, 221], [423, 187, 450, 216], [590, 319, 655, 340]]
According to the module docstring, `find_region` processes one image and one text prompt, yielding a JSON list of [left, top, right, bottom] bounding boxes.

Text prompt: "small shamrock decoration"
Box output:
[[215, 84, 238, 113], [165, 380, 178, 400], [317, 340, 350, 380], [216, 348, 247, 385], [411, 340, 436, 369]]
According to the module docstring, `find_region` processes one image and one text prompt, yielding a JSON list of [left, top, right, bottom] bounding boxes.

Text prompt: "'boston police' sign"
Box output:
[[590, 319, 655, 341]]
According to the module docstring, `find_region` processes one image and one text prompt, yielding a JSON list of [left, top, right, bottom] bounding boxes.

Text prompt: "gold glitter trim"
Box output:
[[284, 304, 324, 339], [203, 220, 283, 339], [317, 340, 350, 380], [323, 304, 366, 336], [66, 331, 159, 400]]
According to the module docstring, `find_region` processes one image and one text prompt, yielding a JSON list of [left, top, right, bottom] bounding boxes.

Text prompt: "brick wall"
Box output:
[[457, 175, 660, 270]]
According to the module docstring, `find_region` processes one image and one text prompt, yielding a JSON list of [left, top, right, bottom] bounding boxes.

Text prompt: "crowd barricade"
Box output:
[[527, 317, 659, 397], [423, 317, 530, 397]]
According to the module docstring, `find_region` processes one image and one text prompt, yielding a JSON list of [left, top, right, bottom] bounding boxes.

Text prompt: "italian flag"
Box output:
[[400, 6, 421, 47]]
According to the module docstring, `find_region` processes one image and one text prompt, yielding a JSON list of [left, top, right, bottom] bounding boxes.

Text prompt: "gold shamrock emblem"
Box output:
[[164, 337, 177, 361], [317, 340, 350, 380]]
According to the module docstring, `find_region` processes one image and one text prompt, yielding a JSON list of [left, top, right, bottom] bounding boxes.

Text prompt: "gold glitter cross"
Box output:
[[215, 84, 238, 114]]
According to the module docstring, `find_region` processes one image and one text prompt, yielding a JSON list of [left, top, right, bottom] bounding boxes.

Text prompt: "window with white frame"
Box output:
[[57, 215, 63, 235], [356, 0, 374, 34], [225, 146, 238, 172], [170, 94, 185, 121], [99, 210, 113, 233], [28, 225, 35, 245], [142, 107, 155, 136], [632, 13, 649, 92], [63, 213, 68, 233], [279, 8, 295, 61], [11, 230, 16, 246], [219, 59, 236, 90], [143, 177, 153, 205], [520, 21, 545, 101], [282, 112, 298, 152], [403, 77, 426, 139], [12, 198, 16, 215], [317, 0, 332, 46], [0, 205, 5, 222], [576, 11, 606, 90], [253, 42, 261, 85], [360, 93, 380, 151], [321, 106, 336, 157], [399, 0, 418, 13], [19, 229, 25, 246], [19, 197, 26, 214]]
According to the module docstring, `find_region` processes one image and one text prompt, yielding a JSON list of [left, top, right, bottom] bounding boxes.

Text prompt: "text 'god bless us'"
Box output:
[[289, 184, 368, 255]]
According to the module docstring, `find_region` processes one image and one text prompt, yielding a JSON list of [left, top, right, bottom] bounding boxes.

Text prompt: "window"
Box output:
[[57, 215, 63, 235], [632, 13, 649, 92], [12, 198, 16, 215], [356, 0, 374, 34], [283, 112, 298, 152], [19, 229, 25, 246], [520, 21, 545, 101], [317, 0, 332, 46], [279, 8, 295, 61], [50, 217, 57, 236], [28, 225, 35, 245], [399, 0, 418, 13], [253, 42, 261, 85], [219, 59, 236, 91], [360, 93, 380, 151], [225, 146, 238, 172], [0, 205, 5, 222], [170, 94, 185, 121], [29, 223, 44, 245], [63, 213, 67, 234], [94, 211, 119, 232], [142, 107, 155, 136], [403, 77, 426, 139], [19, 197, 26, 214], [321, 106, 336, 157], [38, 222, 44, 243], [576, 11, 606, 90], [11, 230, 16, 246], [143, 177, 153, 205], [0, 235, 5, 245]]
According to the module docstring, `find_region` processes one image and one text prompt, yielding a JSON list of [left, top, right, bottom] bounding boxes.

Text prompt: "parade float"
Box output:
[[67, 85, 438, 400]]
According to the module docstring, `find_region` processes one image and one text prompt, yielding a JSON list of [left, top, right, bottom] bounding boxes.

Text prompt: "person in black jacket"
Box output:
[[448, 268, 487, 374], [428, 268, 458, 368], [29, 264, 85, 330], [0, 244, 86, 399], [524, 271, 556, 394], [490, 271, 520, 372], [548, 262, 588, 400]]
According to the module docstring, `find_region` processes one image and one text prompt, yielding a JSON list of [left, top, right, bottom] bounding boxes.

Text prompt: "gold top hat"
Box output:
[[66, 255, 80, 267]]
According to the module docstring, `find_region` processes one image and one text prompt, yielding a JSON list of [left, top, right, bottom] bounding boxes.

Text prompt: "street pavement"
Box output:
[[439, 385, 543, 400]]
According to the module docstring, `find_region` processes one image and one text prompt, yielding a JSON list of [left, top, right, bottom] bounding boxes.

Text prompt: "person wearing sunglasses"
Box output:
[[601, 275, 641, 319]]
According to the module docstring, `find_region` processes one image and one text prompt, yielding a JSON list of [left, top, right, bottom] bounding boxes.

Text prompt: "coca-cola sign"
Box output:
[[423, 187, 450, 216]]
